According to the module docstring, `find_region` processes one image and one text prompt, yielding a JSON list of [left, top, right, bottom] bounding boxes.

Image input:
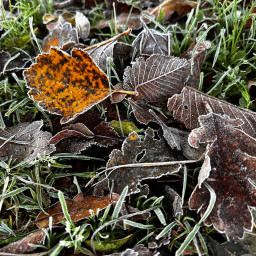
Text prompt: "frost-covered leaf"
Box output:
[[94, 128, 182, 196], [188, 112, 256, 240], [168, 86, 256, 138], [0, 121, 55, 163], [75, 12, 90, 40], [42, 21, 79, 53], [181, 41, 211, 88], [106, 244, 154, 256], [0, 51, 30, 76], [132, 26, 172, 56], [87, 41, 132, 72], [123, 55, 190, 102], [0, 229, 46, 254], [149, 109, 205, 159], [51, 111, 121, 154]]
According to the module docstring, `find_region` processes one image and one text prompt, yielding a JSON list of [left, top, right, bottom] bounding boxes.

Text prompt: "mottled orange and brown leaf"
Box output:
[[24, 48, 110, 124]]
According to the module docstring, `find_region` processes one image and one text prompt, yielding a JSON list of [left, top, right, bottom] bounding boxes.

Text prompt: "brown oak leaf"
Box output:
[[168, 86, 256, 138], [188, 112, 256, 240]]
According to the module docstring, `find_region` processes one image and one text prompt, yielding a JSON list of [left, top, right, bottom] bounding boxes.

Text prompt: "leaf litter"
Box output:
[[1, 0, 256, 254]]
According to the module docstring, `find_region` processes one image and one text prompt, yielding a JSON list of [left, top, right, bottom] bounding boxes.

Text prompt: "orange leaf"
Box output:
[[36, 194, 119, 228], [24, 48, 110, 124]]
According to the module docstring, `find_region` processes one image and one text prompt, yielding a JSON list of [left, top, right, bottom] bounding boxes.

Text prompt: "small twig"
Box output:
[[84, 28, 132, 51]]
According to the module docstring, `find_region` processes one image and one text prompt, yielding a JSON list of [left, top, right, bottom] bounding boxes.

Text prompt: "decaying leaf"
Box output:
[[109, 120, 138, 136], [188, 112, 256, 240], [0, 50, 30, 76], [132, 26, 172, 56], [181, 41, 211, 88], [168, 86, 256, 138], [87, 41, 132, 72], [96, 0, 145, 30], [150, 0, 197, 20], [75, 11, 90, 40], [149, 109, 205, 159], [94, 128, 183, 196], [37, 193, 119, 228], [0, 120, 55, 163], [123, 55, 190, 102], [0, 229, 46, 254], [24, 48, 111, 124], [51, 111, 121, 154], [107, 244, 155, 256], [42, 21, 79, 53]]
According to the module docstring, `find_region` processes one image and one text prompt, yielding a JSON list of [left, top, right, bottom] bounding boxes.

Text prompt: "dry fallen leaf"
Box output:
[[51, 111, 121, 154], [37, 193, 119, 228], [0, 229, 46, 254], [0, 120, 55, 163], [188, 112, 256, 240], [123, 55, 190, 102], [150, 0, 197, 20], [42, 21, 79, 53], [168, 86, 256, 138], [94, 128, 183, 196], [0, 50, 30, 76], [132, 26, 173, 56], [24, 48, 111, 124]]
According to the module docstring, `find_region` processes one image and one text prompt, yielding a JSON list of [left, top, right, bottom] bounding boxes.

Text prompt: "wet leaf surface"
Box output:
[[0, 120, 55, 163], [24, 48, 110, 124], [188, 112, 256, 240]]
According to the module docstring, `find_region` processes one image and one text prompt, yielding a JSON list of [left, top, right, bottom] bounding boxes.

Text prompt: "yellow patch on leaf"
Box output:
[[24, 48, 110, 124]]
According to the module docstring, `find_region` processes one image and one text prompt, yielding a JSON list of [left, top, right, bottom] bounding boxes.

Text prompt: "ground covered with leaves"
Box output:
[[1, 0, 256, 255]]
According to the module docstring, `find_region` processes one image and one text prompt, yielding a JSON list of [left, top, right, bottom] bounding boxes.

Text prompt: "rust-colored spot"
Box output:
[[24, 48, 110, 124]]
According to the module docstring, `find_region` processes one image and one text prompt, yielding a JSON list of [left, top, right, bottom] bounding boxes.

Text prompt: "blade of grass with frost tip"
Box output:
[[136, 231, 155, 245], [0, 187, 28, 200], [54, 153, 103, 161], [123, 220, 154, 230], [58, 190, 75, 228], [2, 53, 20, 75], [213, 29, 225, 68], [100, 205, 111, 226], [152, 195, 164, 206], [0, 160, 10, 170], [156, 221, 177, 240], [73, 176, 82, 194], [90, 207, 158, 254], [175, 181, 216, 256], [29, 17, 42, 53], [5, 97, 30, 116], [112, 185, 128, 220], [198, 230, 209, 255], [154, 207, 166, 226]]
